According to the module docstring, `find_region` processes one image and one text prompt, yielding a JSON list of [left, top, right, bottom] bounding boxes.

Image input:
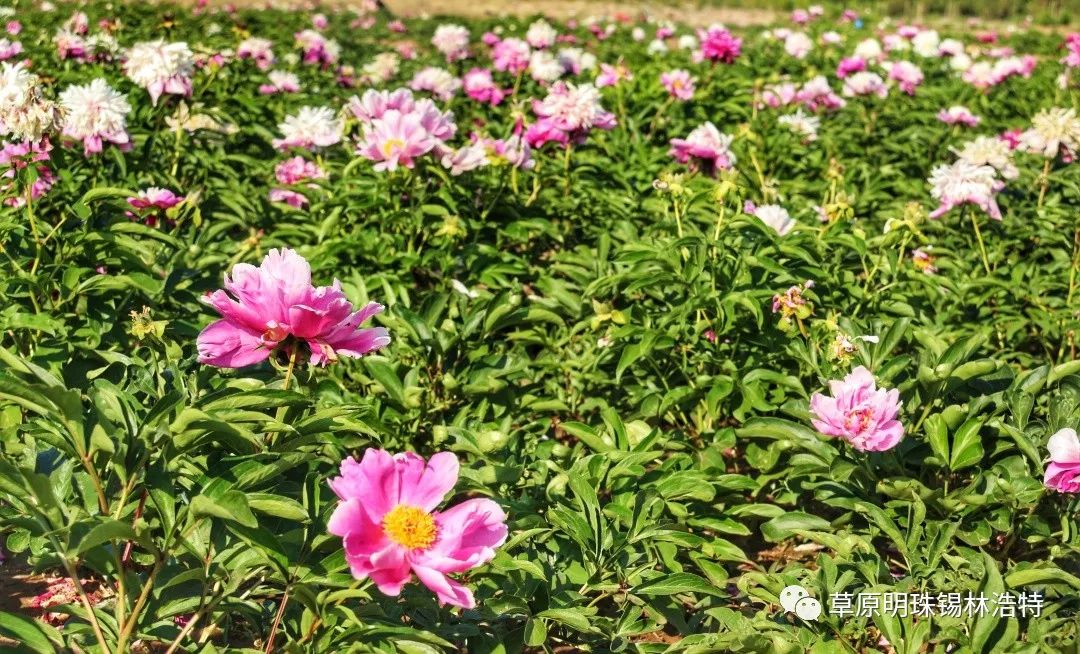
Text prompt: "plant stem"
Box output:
[[562, 143, 573, 194], [263, 590, 291, 654], [115, 560, 163, 652], [1038, 159, 1051, 207], [969, 209, 991, 275]]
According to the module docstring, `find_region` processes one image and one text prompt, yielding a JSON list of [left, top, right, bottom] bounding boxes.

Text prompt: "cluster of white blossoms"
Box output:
[[927, 159, 1002, 221], [58, 78, 131, 156], [778, 109, 820, 142], [0, 62, 62, 142], [123, 40, 195, 104], [1019, 107, 1080, 160], [273, 105, 343, 150], [952, 136, 1018, 180]]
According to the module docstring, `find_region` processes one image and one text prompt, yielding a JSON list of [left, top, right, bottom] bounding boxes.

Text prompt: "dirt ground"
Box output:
[[380, 0, 782, 25]]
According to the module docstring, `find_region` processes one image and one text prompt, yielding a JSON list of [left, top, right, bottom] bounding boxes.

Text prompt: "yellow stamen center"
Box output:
[[383, 505, 437, 550], [381, 137, 405, 158]]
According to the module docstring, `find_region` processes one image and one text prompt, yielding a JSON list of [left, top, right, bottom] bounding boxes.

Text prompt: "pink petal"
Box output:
[[413, 565, 475, 608], [196, 319, 271, 368]]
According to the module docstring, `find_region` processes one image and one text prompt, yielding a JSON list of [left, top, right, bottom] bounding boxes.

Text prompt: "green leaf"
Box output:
[[190, 491, 258, 528], [0, 612, 63, 653], [633, 572, 724, 597]]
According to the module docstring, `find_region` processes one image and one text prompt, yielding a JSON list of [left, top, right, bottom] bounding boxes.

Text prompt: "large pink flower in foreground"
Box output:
[[197, 248, 389, 368], [1045, 428, 1080, 493], [328, 449, 508, 608], [810, 366, 904, 452]]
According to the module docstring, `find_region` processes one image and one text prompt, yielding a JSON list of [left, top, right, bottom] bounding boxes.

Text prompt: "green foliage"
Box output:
[[0, 2, 1078, 653]]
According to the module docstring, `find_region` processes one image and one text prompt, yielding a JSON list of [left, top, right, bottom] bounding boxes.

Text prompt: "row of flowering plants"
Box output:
[[0, 0, 1078, 651]]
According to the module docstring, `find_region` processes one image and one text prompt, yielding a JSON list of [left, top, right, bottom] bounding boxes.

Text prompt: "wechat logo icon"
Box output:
[[780, 585, 822, 621]]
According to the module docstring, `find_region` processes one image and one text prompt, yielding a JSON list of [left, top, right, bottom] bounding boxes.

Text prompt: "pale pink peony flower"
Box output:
[[810, 366, 904, 452], [122, 40, 194, 105], [754, 204, 795, 235], [327, 449, 507, 608], [842, 71, 888, 98], [0, 38, 21, 61], [432, 24, 470, 62], [927, 160, 1003, 221], [6, 21, 20, 36], [357, 109, 438, 171], [59, 78, 131, 156], [784, 32, 812, 59], [696, 25, 741, 64], [441, 141, 489, 175], [661, 69, 695, 100], [236, 37, 275, 70], [595, 62, 632, 88], [526, 19, 557, 49], [668, 121, 736, 176], [937, 105, 980, 127], [197, 248, 389, 368], [1045, 428, 1080, 493], [295, 29, 340, 66], [268, 188, 308, 208], [887, 60, 923, 95], [409, 67, 461, 101], [532, 81, 616, 139], [762, 81, 798, 108], [346, 88, 416, 122], [258, 70, 300, 95]]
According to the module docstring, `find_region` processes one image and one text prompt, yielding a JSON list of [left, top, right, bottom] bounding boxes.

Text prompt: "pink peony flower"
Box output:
[[463, 68, 506, 106], [357, 109, 438, 172], [1063, 33, 1080, 68], [275, 156, 325, 185], [327, 449, 508, 608], [810, 366, 904, 452], [492, 37, 530, 74], [197, 248, 389, 368], [1045, 428, 1080, 493], [6, 21, 20, 36], [661, 69, 695, 100], [523, 118, 570, 149], [1000, 129, 1023, 149], [669, 121, 736, 176], [295, 29, 339, 66], [796, 76, 846, 112], [836, 56, 866, 78], [696, 25, 741, 64], [128, 187, 184, 211]]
